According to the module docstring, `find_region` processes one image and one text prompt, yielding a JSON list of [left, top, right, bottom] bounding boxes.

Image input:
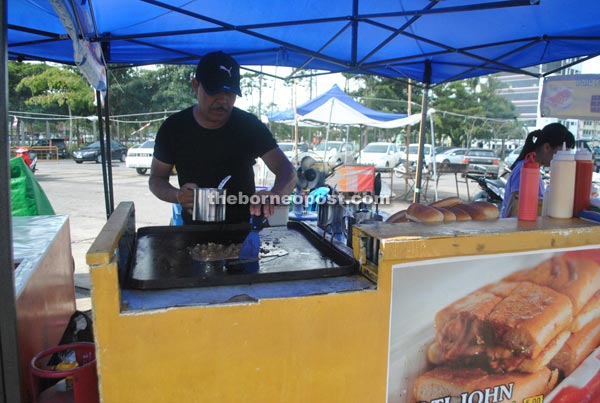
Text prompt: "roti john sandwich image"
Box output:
[[413, 254, 600, 403]]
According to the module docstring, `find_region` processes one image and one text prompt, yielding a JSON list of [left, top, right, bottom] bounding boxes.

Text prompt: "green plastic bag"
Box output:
[[10, 157, 55, 216]]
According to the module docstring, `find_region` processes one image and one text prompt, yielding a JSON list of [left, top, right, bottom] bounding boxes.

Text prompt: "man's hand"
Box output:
[[178, 182, 198, 215], [250, 189, 282, 217]]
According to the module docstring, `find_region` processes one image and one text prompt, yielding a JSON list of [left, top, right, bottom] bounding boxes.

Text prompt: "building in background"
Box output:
[[494, 59, 598, 139]]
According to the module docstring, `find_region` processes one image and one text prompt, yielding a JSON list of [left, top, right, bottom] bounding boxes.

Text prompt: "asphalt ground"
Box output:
[[31, 159, 477, 311]]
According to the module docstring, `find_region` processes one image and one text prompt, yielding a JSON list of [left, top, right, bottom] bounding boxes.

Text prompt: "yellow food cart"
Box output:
[[87, 201, 600, 403]]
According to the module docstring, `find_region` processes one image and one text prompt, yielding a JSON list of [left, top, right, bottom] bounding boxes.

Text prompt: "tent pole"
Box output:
[[413, 61, 432, 204], [293, 81, 299, 164], [0, 0, 23, 397], [430, 112, 438, 200], [96, 90, 112, 218], [405, 79, 412, 191], [103, 86, 115, 215], [322, 98, 335, 168], [345, 126, 349, 154]]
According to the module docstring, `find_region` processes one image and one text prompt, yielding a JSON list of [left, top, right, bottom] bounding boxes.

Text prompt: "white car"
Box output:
[[308, 141, 356, 166], [356, 142, 400, 169], [407, 143, 434, 166], [125, 140, 155, 175], [278, 141, 310, 165], [502, 146, 522, 172], [435, 147, 468, 165]]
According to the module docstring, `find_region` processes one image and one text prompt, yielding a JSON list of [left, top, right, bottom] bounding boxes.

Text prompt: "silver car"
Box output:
[[502, 146, 522, 173], [435, 148, 467, 165]]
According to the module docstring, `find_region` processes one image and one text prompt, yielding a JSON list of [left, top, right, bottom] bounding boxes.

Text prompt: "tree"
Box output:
[[12, 62, 96, 145], [107, 65, 196, 142], [17, 65, 95, 116], [9, 62, 48, 112], [429, 77, 519, 147]]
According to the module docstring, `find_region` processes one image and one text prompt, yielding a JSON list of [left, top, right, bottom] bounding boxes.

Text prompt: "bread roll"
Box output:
[[571, 291, 600, 332], [517, 330, 570, 373], [406, 203, 445, 223], [549, 318, 600, 376], [429, 196, 463, 208], [386, 209, 407, 223], [469, 201, 500, 219], [434, 207, 456, 222], [453, 203, 498, 221], [444, 205, 472, 221], [504, 255, 600, 315]]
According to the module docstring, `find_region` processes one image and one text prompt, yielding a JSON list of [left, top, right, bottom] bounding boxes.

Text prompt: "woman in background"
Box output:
[[500, 122, 575, 217]]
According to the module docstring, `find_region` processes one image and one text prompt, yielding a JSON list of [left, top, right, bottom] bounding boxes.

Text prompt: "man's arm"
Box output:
[[149, 157, 197, 213], [250, 147, 297, 216], [263, 147, 297, 196]]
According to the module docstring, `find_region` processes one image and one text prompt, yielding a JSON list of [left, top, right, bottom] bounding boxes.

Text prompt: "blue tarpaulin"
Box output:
[[8, 0, 600, 87]]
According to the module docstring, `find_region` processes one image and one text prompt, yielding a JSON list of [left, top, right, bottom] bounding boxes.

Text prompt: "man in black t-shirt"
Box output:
[[150, 51, 296, 224]]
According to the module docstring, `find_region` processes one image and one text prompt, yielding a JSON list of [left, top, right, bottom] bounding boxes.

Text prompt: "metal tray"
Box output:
[[126, 221, 359, 289]]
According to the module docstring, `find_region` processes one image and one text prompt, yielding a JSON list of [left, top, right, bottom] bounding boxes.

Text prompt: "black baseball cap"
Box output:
[[195, 51, 242, 96]]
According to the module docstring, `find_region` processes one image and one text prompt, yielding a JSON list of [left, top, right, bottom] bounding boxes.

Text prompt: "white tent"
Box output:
[[270, 84, 420, 128]]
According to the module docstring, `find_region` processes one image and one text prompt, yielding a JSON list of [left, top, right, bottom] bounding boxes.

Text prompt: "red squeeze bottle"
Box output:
[[574, 148, 594, 215], [518, 152, 540, 221]]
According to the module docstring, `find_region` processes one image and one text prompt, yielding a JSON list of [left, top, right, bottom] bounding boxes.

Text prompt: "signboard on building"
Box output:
[[541, 74, 600, 120]]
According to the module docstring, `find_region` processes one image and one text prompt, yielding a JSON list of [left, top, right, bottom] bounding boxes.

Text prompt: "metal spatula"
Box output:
[[239, 215, 265, 261]]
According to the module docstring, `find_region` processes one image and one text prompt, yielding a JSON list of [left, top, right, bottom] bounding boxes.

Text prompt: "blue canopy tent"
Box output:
[[7, 0, 600, 84], [2, 1, 600, 400], [269, 84, 407, 125], [269, 84, 423, 173]]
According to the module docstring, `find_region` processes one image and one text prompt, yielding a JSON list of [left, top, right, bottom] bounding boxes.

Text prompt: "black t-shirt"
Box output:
[[154, 106, 277, 224]]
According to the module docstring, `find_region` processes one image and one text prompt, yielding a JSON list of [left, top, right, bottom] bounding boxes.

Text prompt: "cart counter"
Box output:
[[87, 202, 600, 403]]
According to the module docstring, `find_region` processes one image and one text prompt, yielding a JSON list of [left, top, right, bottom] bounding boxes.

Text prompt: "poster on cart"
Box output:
[[388, 247, 600, 403]]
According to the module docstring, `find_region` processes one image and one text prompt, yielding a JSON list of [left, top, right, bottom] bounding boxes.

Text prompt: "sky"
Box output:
[[236, 67, 349, 116], [581, 56, 600, 73]]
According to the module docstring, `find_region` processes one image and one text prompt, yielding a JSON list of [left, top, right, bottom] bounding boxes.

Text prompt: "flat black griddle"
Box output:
[[127, 221, 358, 289]]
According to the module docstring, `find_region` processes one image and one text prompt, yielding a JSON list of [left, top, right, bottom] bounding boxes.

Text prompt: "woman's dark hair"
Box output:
[[511, 122, 575, 170]]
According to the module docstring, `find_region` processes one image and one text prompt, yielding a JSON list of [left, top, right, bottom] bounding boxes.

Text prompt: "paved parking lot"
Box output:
[[32, 159, 475, 310]]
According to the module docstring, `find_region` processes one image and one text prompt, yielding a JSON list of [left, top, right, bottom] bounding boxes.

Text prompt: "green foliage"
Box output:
[[8, 62, 47, 111], [16, 65, 95, 116], [430, 77, 520, 147], [108, 65, 196, 138], [10, 62, 97, 142]]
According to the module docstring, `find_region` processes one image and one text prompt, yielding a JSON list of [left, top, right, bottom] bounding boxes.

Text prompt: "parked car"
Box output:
[[355, 142, 401, 168], [406, 143, 434, 166], [462, 148, 501, 177], [435, 147, 468, 165], [278, 141, 310, 165], [308, 141, 356, 166], [73, 140, 128, 163], [502, 146, 522, 173], [435, 146, 453, 155], [126, 140, 155, 175], [31, 138, 68, 159]]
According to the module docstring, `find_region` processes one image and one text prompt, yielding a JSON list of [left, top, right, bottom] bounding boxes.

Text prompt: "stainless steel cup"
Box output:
[[193, 188, 227, 222]]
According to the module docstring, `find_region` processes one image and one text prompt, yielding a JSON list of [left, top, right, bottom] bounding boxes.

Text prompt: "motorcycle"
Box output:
[[467, 172, 506, 209], [15, 147, 37, 173]]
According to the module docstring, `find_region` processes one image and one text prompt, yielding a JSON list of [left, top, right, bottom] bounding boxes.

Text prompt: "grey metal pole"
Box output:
[[0, 0, 23, 399], [413, 60, 432, 204]]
